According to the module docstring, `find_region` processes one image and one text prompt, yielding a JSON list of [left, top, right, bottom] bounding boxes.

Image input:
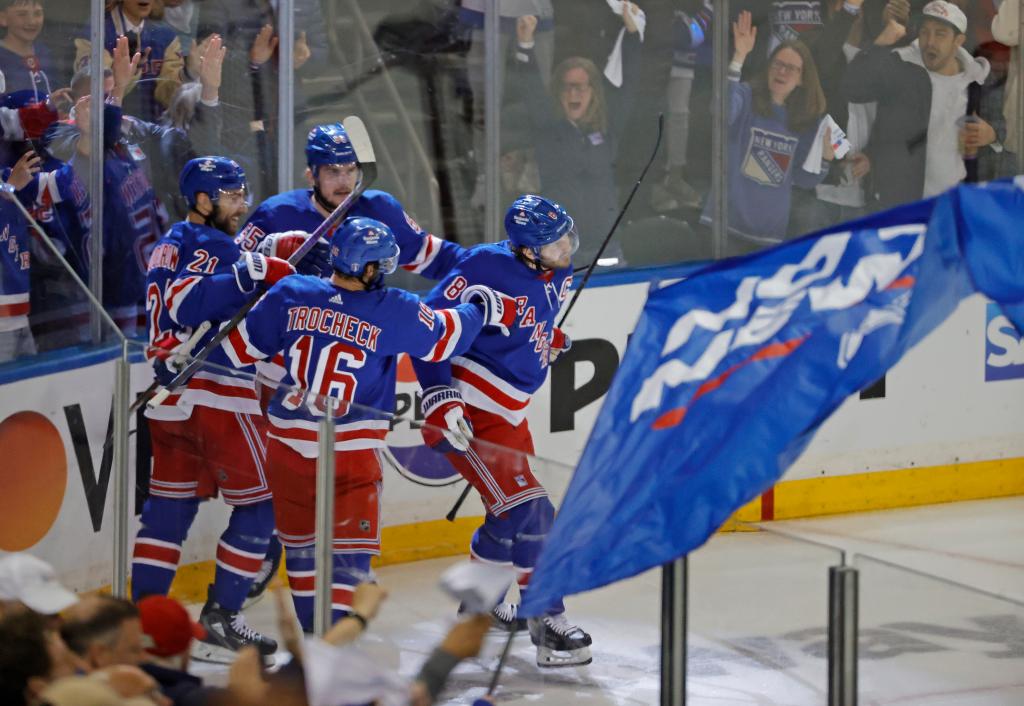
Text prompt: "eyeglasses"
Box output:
[[770, 59, 803, 75], [561, 81, 592, 95]]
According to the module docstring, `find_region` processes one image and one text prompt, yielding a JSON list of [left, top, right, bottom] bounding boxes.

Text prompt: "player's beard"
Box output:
[[211, 208, 239, 235], [313, 184, 344, 213]]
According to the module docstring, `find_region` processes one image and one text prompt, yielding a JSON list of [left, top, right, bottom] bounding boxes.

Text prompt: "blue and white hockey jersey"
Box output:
[[237, 188, 460, 279], [414, 242, 573, 425], [222, 276, 486, 457], [144, 220, 258, 421], [0, 199, 31, 331]]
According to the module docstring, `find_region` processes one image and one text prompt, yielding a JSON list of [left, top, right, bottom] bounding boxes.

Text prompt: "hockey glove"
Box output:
[[421, 385, 474, 454], [233, 252, 296, 293], [460, 284, 518, 336], [548, 327, 572, 364], [258, 230, 330, 277]]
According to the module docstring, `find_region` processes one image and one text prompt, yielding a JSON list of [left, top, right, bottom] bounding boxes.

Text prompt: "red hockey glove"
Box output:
[[258, 230, 330, 277], [548, 327, 572, 363], [460, 284, 518, 336], [233, 252, 296, 293], [420, 385, 474, 454]]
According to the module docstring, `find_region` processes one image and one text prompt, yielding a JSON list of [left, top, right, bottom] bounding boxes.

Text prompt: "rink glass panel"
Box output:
[[855, 552, 1024, 705]]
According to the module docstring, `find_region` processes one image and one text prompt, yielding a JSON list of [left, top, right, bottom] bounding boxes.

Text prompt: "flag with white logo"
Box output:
[[521, 179, 1024, 617]]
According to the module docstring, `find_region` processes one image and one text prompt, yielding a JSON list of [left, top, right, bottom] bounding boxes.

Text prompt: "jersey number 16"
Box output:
[[283, 335, 366, 416]]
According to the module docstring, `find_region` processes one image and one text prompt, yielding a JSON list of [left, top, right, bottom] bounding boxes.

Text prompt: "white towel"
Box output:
[[604, 1, 646, 88]]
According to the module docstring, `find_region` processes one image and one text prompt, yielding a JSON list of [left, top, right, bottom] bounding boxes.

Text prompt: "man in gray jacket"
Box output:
[[843, 0, 1000, 211]]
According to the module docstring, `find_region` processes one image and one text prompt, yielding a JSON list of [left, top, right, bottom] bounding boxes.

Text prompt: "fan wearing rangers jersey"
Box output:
[[236, 121, 459, 281], [411, 194, 591, 668], [220, 216, 517, 632], [135, 156, 323, 664]]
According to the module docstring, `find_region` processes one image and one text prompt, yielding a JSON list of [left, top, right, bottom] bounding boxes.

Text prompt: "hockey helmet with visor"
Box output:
[[179, 156, 250, 210], [505, 194, 578, 269], [331, 217, 400, 281]]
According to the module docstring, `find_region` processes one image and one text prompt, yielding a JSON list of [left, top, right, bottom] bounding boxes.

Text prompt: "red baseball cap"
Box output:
[[137, 595, 207, 657]]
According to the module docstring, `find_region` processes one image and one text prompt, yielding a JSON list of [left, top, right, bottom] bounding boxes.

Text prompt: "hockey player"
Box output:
[[411, 194, 591, 668], [135, 156, 323, 663], [237, 121, 458, 280], [220, 216, 518, 632]]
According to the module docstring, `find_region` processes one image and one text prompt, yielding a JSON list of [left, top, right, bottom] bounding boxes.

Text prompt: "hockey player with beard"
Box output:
[[237, 121, 459, 281], [135, 155, 326, 664], [411, 194, 592, 668], [219, 216, 518, 633]]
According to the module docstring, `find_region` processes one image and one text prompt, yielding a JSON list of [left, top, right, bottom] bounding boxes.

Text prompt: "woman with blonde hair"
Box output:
[[700, 11, 835, 251]]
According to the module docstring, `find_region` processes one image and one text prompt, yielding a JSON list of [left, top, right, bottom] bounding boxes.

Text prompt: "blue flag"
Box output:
[[521, 179, 1024, 617]]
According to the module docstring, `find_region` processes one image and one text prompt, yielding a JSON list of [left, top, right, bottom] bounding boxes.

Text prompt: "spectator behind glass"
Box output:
[[42, 38, 170, 339], [843, 1, 997, 211], [700, 12, 833, 251], [650, 0, 712, 213], [74, 0, 184, 123], [0, 145, 38, 362], [990, 0, 1018, 167], [0, 0, 56, 99], [196, 0, 326, 202], [510, 4, 644, 266], [153, 0, 199, 77]]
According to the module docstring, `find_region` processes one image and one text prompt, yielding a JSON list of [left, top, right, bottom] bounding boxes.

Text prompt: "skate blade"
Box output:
[[535, 645, 593, 668], [191, 640, 276, 666]]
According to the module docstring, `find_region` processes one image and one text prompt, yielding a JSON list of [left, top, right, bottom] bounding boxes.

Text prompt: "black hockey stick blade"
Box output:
[[445, 481, 473, 522], [557, 113, 664, 329], [146, 117, 378, 409]]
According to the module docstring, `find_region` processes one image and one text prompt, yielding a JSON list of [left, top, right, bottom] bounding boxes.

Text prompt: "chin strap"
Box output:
[[312, 185, 335, 214]]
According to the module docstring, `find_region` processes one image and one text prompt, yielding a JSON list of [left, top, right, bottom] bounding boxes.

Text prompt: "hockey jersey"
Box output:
[[0, 43, 56, 98], [0, 198, 31, 332], [237, 188, 460, 280], [144, 220, 258, 421], [223, 276, 486, 457], [414, 242, 573, 425]]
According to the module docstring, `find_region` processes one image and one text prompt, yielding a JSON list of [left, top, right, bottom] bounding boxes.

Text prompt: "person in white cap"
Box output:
[[842, 0, 1000, 211], [0, 554, 79, 616]]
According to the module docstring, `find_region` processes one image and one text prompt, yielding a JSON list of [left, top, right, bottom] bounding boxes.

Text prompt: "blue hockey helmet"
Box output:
[[179, 156, 249, 210], [504, 194, 578, 261], [330, 217, 400, 277], [306, 123, 356, 171]]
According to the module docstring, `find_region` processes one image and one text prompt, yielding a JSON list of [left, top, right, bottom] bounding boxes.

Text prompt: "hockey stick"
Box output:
[[444, 115, 665, 524], [144, 115, 378, 409], [486, 626, 518, 698], [556, 112, 664, 329]]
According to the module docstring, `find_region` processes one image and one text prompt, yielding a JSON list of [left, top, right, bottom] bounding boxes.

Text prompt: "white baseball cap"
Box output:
[[921, 1, 967, 34], [0, 554, 79, 615]]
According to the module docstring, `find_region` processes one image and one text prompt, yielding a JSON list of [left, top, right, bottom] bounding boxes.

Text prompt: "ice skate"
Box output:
[[528, 613, 593, 667], [193, 591, 278, 664]]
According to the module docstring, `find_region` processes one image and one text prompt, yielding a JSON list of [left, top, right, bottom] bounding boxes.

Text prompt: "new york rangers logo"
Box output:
[[742, 128, 799, 187], [630, 224, 926, 428]]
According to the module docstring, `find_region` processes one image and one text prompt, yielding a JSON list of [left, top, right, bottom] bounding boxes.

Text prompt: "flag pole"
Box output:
[[660, 555, 687, 706]]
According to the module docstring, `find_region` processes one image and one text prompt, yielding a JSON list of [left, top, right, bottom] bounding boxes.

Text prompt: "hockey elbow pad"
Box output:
[[460, 284, 518, 336], [258, 230, 330, 277], [420, 385, 474, 454], [233, 252, 296, 293]]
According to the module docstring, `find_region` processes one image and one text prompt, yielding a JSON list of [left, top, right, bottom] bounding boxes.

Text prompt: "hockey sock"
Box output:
[[132, 497, 200, 601], [469, 512, 515, 566], [509, 497, 564, 614], [212, 500, 275, 611], [285, 546, 374, 632]]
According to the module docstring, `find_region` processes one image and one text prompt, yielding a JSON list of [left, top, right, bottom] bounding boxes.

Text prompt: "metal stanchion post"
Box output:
[[828, 564, 859, 706], [711, 0, 730, 260], [484, 0, 500, 243], [660, 556, 687, 706], [88, 0, 105, 344], [314, 398, 337, 636], [278, 0, 295, 194], [111, 340, 131, 597]]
